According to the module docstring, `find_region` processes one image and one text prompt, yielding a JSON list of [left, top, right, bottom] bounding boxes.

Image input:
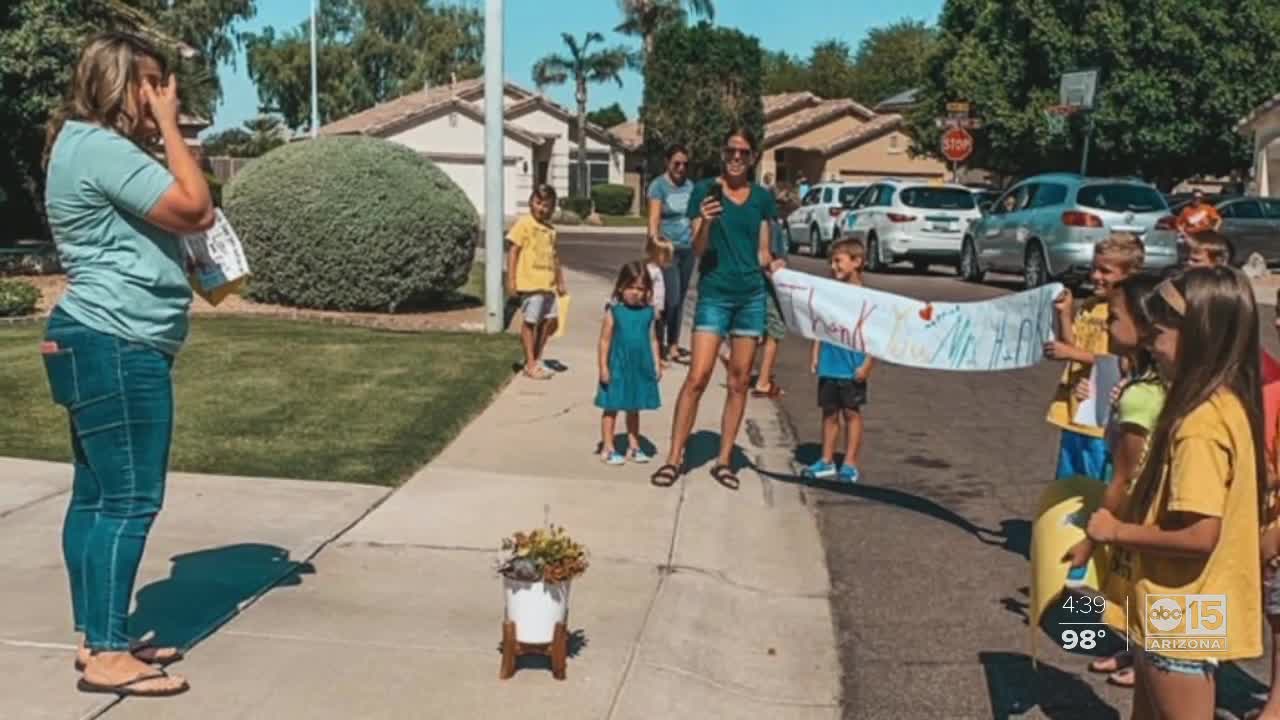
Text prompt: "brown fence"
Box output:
[[207, 156, 256, 183]]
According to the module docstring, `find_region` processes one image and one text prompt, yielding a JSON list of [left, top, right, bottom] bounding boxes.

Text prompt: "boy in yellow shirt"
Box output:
[[1043, 233, 1145, 482], [507, 185, 567, 380]]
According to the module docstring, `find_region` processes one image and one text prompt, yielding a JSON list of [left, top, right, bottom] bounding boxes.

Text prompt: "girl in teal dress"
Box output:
[[596, 261, 663, 465]]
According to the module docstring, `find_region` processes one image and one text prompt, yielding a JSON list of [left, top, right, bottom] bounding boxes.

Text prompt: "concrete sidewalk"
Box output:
[[2, 266, 840, 719]]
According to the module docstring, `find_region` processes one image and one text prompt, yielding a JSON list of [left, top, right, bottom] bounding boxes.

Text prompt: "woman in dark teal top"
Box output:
[[650, 128, 785, 490]]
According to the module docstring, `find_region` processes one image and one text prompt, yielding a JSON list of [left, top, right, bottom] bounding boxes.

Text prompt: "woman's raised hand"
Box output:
[[142, 74, 181, 130], [699, 196, 722, 222]]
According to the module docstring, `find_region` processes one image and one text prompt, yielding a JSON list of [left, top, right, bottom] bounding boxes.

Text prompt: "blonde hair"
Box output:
[[1094, 232, 1144, 272], [831, 238, 865, 259], [44, 32, 168, 168], [1187, 230, 1233, 266], [646, 235, 674, 266]]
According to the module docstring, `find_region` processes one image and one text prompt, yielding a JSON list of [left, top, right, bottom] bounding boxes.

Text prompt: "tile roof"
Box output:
[[764, 92, 821, 120], [1238, 91, 1280, 133], [875, 88, 919, 111], [319, 78, 487, 136], [506, 95, 621, 148], [611, 120, 643, 151], [764, 99, 876, 147]]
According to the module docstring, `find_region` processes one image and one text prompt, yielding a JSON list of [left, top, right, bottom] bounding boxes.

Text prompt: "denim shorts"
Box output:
[[693, 291, 766, 338], [519, 291, 557, 324], [1139, 649, 1217, 677]]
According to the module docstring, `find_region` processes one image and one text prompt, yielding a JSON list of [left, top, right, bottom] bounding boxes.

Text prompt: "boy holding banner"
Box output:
[[803, 239, 875, 483], [1042, 234, 1146, 482]]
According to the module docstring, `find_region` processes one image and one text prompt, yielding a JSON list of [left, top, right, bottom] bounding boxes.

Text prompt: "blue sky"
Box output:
[[210, 0, 944, 134]]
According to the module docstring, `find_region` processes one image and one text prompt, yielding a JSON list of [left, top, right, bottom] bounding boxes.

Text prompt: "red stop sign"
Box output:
[[941, 127, 974, 163]]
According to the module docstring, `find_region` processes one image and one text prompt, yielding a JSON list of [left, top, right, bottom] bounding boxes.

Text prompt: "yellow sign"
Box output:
[[947, 101, 971, 114], [554, 293, 571, 338]]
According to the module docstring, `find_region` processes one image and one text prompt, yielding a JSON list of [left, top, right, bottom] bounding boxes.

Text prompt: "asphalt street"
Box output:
[[556, 230, 1276, 719]]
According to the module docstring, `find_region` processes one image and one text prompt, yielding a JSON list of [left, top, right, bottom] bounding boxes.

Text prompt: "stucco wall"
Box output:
[[826, 131, 947, 180]]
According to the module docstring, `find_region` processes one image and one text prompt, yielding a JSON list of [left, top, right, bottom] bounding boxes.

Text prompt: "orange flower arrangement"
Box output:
[[497, 525, 589, 584]]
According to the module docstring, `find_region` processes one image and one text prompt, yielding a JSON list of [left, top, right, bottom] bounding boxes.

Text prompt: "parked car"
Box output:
[[1202, 197, 1280, 266], [970, 188, 1002, 213], [840, 179, 984, 273], [784, 181, 866, 257], [960, 173, 1179, 288]]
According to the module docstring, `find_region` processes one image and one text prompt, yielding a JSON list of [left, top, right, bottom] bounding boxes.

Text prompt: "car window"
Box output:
[[838, 186, 864, 206], [803, 189, 820, 205], [1229, 200, 1265, 219], [1010, 184, 1035, 212], [1076, 183, 1166, 213], [1264, 200, 1280, 220], [899, 187, 976, 210], [1029, 183, 1068, 208], [877, 186, 896, 206], [822, 187, 834, 204]]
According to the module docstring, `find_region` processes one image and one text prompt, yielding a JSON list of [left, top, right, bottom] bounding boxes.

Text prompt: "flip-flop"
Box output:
[[711, 464, 740, 490], [1088, 651, 1132, 674], [1106, 667, 1135, 688], [77, 670, 188, 697], [75, 640, 183, 671], [650, 464, 680, 487], [523, 367, 553, 380]]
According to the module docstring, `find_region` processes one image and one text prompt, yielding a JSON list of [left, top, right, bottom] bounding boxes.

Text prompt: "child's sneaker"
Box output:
[[601, 451, 625, 466], [838, 464, 860, 483], [629, 449, 653, 464], [803, 460, 837, 480]]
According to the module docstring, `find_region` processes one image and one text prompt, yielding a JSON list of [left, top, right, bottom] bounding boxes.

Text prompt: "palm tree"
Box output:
[[533, 33, 629, 200], [614, 0, 715, 73]]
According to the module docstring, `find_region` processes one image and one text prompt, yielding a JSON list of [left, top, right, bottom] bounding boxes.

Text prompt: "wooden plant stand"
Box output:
[[500, 621, 568, 680]]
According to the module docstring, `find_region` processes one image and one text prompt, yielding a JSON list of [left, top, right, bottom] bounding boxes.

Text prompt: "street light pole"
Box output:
[[310, 0, 319, 138], [483, 0, 504, 334]]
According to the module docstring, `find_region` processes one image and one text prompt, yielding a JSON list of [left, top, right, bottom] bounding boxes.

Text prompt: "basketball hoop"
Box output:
[[1044, 104, 1079, 135]]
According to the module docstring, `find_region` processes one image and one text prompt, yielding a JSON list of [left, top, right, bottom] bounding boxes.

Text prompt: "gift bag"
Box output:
[[554, 294, 571, 338], [181, 209, 250, 306]]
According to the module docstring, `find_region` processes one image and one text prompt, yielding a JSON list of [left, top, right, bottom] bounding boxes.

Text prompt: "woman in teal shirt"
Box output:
[[651, 128, 785, 489], [42, 33, 215, 697]]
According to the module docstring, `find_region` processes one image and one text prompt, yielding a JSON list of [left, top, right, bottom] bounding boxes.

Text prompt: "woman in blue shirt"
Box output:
[[42, 32, 215, 697], [647, 144, 695, 363], [651, 127, 785, 490]]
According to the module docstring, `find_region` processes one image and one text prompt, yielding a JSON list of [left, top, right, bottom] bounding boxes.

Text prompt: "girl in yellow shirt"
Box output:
[[1086, 267, 1267, 717]]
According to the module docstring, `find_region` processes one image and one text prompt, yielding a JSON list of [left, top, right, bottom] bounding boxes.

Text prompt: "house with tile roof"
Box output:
[[1238, 92, 1280, 198], [317, 77, 627, 217], [610, 91, 948, 211]]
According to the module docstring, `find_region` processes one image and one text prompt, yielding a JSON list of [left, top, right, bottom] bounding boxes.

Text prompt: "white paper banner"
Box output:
[[771, 269, 1063, 372]]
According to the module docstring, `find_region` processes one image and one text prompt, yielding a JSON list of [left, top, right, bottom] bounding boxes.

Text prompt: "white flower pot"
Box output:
[[503, 578, 570, 644]]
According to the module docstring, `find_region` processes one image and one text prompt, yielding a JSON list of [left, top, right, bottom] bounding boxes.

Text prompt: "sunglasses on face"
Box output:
[[722, 147, 753, 160], [671, 161, 688, 168]]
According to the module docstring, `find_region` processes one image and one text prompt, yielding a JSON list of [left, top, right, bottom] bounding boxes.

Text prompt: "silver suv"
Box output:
[[960, 173, 1178, 287]]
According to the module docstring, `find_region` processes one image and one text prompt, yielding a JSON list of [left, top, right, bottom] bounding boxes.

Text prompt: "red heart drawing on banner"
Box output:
[[919, 303, 934, 322]]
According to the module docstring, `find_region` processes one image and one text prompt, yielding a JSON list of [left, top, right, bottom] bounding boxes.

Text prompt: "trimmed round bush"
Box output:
[[0, 279, 40, 317], [591, 183, 634, 216], [561, 196, 593, 218], [224, 136, 478, 311]]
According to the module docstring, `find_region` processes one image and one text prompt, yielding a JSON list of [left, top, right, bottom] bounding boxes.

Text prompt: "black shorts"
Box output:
[[818, 377, 867, 412]]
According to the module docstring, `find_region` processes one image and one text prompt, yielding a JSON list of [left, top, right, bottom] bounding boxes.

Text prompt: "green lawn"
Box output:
[[0, 317, 517, 485], [599, 215, 648, 227]]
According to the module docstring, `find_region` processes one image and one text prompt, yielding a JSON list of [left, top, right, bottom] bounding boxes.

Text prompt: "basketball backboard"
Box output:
[[1060, 69, 1099, 110]]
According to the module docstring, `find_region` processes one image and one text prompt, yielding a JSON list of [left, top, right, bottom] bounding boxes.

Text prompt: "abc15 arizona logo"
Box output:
[[1145, 594, 1228, 652]]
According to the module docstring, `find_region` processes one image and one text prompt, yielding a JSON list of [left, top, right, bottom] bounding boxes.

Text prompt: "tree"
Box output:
[[805, 40, 856, 102], [203, 115, 287, 157], [907, 0, 1280, 188], [762, 49, 808, 95], [532, 33, 628, 199], [0, 0, 254, 238], [847, 20, 936, 107], [244, 0, 483, 131], [643, 22, 764, 179], [614, 0, 714, 73], [587, 103, 628, 130]]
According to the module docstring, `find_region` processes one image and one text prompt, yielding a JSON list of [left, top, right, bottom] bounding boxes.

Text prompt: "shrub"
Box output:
[[553, 209, 582, 226], [561, 196, 593, 217], [0, 279, 40, 317], [204, 173, 223, 207], [591, 183, 634, 216], [224, 136, 478, 311]]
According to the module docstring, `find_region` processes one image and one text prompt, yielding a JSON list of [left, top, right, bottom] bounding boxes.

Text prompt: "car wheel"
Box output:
[[1024, 243, 1048, 289], [866, 234, 882, 272], [959, 237, 985, 283], [808, 226, 821, 257]]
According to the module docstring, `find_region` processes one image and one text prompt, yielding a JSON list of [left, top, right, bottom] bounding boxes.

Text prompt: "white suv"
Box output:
[[841, 180, 983, 273], [783, 181, 866, 257]]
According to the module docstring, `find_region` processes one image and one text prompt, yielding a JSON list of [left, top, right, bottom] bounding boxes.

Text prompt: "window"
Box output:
[[888, 134, 903, 154], [822, 187, 834, 204], [899, 187, 977, 210], [804, 189, 821, 205], [1226, 200, 1265, 219], [876, 185, 896, 206], [1028, 183, 1068, 209], [854, 186, 879, 209], [838, 186, 865, 206], [1264, 200, 1280, 219], [1076, 183, 1166, 213], [568, 150, 611, 197]]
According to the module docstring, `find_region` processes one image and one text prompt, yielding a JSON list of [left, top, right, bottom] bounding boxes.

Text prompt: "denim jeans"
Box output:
[[41, 307, 174, 651], [662, 245, 696, 349]]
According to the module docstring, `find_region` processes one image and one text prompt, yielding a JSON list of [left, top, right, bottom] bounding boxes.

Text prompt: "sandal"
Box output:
[[750, 382, 784, 399], [523, 366, 553, 380], [75, 638, 183, 671], [711, 464, 740, 490], [650, 463, 680, 487], [1107, 667, 1135, 688], [77, 670, 189, 697], [1088, 651, 1132, 674]]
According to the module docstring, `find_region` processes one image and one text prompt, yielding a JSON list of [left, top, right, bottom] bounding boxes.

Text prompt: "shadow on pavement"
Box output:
[[980, 651, 1119, 720], [129, 543, 316, 650], [684, 430, 750, 473]]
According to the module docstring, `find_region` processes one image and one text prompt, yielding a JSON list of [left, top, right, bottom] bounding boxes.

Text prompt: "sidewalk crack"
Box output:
[[0, 488, 68, 520]]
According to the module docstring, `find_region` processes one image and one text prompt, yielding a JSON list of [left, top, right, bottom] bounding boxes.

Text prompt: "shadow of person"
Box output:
[[682, 430, 751, 473], [980, 651, 1119, 720], [129, 543, 316, 650]]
